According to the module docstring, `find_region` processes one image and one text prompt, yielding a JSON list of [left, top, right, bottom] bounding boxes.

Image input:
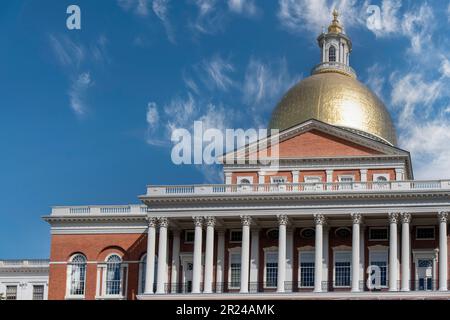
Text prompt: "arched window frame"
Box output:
[[329, 45, 337, 62], [66, 254, 87, 299], [98, 253, 128, 299]]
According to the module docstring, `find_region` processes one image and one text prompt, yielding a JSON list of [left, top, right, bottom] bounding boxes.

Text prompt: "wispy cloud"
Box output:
[[190, 0, 227, 35], [365, 0, 402, 37], [152, 0, 176, 43], [117, 0, 149, 16], [49, 34, 85, 68], [401, 3, 435, 55], [227, 0, 260, 17], [200, 55, 235, 91], [69, 73, 92, 116], [365, 64, 386, 100], [242, 57, 301, 126]]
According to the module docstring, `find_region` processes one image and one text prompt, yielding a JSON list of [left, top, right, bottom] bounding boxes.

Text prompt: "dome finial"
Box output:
[[328, 8, 343, 34]]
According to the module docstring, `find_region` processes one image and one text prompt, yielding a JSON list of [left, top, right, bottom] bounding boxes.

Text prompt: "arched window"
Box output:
[[106, 255, 122, 296], [69, 254, 86, 297], [240, 179, 251, 185], [376, 176, 388, 182], [329, 46, 336, 62]]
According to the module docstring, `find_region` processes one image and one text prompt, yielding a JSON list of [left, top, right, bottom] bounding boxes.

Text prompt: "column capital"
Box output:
[[241, 215, 252, 226], [158, 217, 169, 228], [438, 211, 449, 223], [401, 212, 412, 224], [277, 214, 289, 226], [388, 212, 400, 224], [314, 214, 327, 226], [193, 216, 204, 227], [147, 217, 157, 228], [351, 213, 363, 225], [205, 216, 216, 227], [360, 169, 368, 173]]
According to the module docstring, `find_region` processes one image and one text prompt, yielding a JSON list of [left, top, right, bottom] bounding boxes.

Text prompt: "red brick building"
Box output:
[[44, 12, 450, 300]]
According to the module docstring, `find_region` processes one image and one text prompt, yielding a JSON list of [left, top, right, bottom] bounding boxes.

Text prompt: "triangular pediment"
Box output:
[[219, 119, 409, 163]]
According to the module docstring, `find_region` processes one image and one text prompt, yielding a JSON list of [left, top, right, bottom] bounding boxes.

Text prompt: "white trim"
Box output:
[[338, 175, 355, 182], [373, 173, 390, 182], [412, 250, 438, 291], [64, 254, 87, 300]]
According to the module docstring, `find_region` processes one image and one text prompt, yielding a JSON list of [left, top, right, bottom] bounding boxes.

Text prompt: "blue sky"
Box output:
[[0, 0, 449, 259]]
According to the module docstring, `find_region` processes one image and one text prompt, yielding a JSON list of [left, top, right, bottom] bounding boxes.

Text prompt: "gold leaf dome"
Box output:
[[269, 72, 398, 146]]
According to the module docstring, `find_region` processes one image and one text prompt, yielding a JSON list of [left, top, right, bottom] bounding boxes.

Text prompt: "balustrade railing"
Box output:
[[146, 180, 450, 197]]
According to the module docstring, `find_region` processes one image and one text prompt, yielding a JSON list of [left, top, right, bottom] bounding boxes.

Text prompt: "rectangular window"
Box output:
[[185, 230, 195, 243], [6, 285, 17, 300], [416, 227, 435, 240], [229, 253, 241, 289], [304, 176, 322, 191], [369, 251, 388, 288], [369, 228, 388, 241], [299, 252, 315, 288], [32, 285, 45, 300], [271, 176, 286, 184], [265, 252, 278, 288], [338, 176, 354, 190], [334, 252, 351, 287], [230, 230, 242, 243]]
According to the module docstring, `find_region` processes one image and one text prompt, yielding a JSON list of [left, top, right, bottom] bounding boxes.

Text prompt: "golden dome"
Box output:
[[269, 72, 398, 146]]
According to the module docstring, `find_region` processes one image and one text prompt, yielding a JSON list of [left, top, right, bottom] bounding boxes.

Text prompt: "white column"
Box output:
[[389, 213, 399, 291], [203, 217, 215, 293], [216, 230, 225, 293], [240, 216, 252, 293], [314, 214, 326, 292], [145, 218, 157, 294], [439, 212, 448, 291], [277, 215, 288, 293], [322, 226, 329, 288], [156, 217, 168, 294], [401, 213, 411, 292], [192, 217, 203, 294], [250, 229, 260, 286], [351, 213, 362, 292], [360, 169, 368, 182], [170, 230, 180, 294]]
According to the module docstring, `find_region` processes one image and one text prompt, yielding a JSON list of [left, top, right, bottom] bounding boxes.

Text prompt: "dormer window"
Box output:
[[329, 46, 336, 62]]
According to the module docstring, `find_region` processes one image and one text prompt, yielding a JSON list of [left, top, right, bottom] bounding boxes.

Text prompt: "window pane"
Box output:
[[300, 252, 315, 287], [70, 255, 86, 296], [6, 286, 17, 300], [33, 285, 45, 300], [369, 228, 388, 240], [417, 227, 435, 239], [230, 253, 241, 288], [230, 231, 242, 242], [106, 255, 122, 295], [335, 252, 351, 287]]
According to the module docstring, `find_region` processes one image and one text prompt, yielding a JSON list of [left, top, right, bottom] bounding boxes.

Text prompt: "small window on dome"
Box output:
[[329, 46, 336, 62]]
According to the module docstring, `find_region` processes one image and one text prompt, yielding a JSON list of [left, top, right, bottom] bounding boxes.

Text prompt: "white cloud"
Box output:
[[227, 0, 259, 16], [400, 120, 450, 180], [365, 0, 402, 37], [68, 73, 92, 116], [117, 0, 149, 16], [441, 58, 450, 78], [190, 0, 227, 35], [277, 0, 364, 34], [152, 0, 175, 43], [365, 64, 386, 100], [200, 55, 235, 91], [49, 34, 85, 68], [390, 72, 443, 122], [401, 3, 434, 55], [243, 57, 301, 111]]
